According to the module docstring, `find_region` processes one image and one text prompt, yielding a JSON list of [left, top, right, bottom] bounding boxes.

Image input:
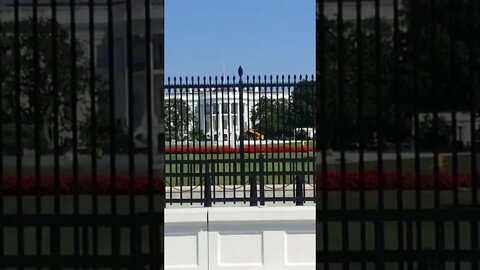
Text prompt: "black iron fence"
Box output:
[[164, 68, 316, 206], [0, 0, 164, 269], [316, 0, 480, 269]]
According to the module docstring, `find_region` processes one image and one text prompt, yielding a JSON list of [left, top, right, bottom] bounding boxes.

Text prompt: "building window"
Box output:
[[212, 104, 219, 114], [206, 118, 211, 131], [205, 104, 211, 115], [153, 34, 163, 69], [232, 116, 237, 126], [96, 43, 108, 68], [213, 116, 218, 131], [231, 103, 237, 114], [133, 36, 146, 71], [222, 103, 229, 114], [223, 116, 228, 128]]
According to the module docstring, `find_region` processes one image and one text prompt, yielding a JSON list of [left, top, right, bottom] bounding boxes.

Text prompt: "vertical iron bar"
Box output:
[[183, 79, 186, 193], [226, 77, 231, 190], [269, 76, 275, 203], [219, 78, 225, 204], [191, 77, 196, 204], [317, 0, 329, 267], [259, 154, 265, 206], [13, 0, 24, 265], [88, 0, 98, 265], [126, 1, 136, 258], [276, 76, 280, 204], [467, 1, 479, 269], [198, 76, 204, 203], [393, 0, 405, 269], [107, 0, 119, 262], [410, 0, 423, 261], [49, 0, 60, 266], [202, 76, 207, 204], [32, 0, 42, 261], [447, 0, 459, 221], [0, 8, 3, 266], [374, 0, 385, 268], [69, 0, 80, 265], [180, 79, 185, 200], [281, 76, 287, 203], [168, 82, 173, 196], [214, 76, 218, 205], [448, 1, 459, 269], [144, 0, 153, 216], [429, 0, 440, 210], [429, 0, 445, 267], [238, 67, 246, 189], [355, 1, 366, 270], [248, 76, 253, 204], [208, 77, 213, 202], [337, 1, 349, 269]]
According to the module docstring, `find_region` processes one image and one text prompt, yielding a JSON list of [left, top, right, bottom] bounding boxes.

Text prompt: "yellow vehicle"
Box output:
[[244, 129, 265, 140]]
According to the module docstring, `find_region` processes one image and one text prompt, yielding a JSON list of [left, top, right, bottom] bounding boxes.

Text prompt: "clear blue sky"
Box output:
[[165, 0, 315, 80]]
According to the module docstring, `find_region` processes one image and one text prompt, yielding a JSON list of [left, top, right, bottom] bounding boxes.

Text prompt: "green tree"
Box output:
[[0, 17, 98, 152], [189, 113, 206, 141], [290, 81, 315, 129], [418, 114, 452, 151], [401, 0, 480, 113], [251, 97, 290, 139], [318, 15, 406, 149], [165, 98, 192, 141]]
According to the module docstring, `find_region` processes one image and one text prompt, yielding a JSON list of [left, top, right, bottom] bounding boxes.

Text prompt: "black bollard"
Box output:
[[250, 175, 258, 206], [295, 174, 304, 206], [204, 176, 212, 207]]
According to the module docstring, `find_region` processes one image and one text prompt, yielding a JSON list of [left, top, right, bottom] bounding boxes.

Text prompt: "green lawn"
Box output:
[[165, 152, 480, 186]]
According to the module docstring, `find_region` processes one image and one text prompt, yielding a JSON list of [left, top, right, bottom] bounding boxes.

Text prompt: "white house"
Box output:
[[165, 86, 288, 142]]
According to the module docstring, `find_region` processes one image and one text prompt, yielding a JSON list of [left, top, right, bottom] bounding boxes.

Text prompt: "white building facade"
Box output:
[[165, 87, 288, 142]]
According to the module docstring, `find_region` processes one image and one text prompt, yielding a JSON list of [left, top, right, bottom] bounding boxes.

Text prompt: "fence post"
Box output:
[[204, 175, 211, 207], [250, 175, 257, 206], [295, 174, 304, 206], [259, 154, 265, 206], [238, 66, 246, 186]]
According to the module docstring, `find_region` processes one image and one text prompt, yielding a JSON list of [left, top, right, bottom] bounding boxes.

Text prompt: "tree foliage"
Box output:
[[290, 81, 315, 129], [165, 98, 192, 141], [0, 17, 100, 152]]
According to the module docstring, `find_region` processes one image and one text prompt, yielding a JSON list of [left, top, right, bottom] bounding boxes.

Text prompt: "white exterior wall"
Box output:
[[165, 206, 315, 270]]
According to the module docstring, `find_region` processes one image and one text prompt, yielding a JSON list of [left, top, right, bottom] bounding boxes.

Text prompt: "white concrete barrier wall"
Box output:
[[165, 206, 315, 270]]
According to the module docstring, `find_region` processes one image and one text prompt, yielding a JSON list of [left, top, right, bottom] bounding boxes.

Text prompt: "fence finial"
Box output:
[[238, 66, 243, 78]]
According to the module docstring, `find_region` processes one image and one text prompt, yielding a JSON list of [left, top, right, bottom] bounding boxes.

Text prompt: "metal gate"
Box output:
[[0, 0, 164, 269], [316, 0, 480, 269]]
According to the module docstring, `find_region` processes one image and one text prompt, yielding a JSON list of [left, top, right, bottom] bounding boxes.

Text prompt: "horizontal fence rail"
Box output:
[[164, 68, 316, 206]]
